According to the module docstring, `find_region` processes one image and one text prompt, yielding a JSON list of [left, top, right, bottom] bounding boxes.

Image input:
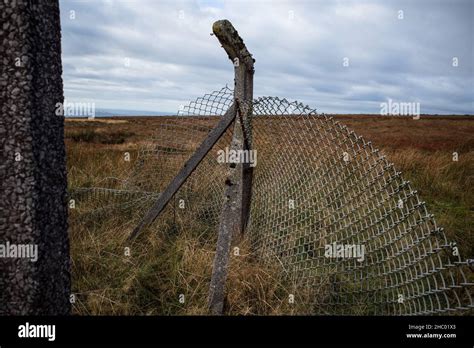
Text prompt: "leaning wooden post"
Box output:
[[208, 20, 254, 314]]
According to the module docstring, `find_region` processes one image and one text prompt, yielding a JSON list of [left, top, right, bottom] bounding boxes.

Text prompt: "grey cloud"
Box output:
[[59, 0, 473, 114]]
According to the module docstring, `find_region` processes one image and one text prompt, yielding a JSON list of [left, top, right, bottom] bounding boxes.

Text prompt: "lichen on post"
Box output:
[[208, 19, 255, 314]]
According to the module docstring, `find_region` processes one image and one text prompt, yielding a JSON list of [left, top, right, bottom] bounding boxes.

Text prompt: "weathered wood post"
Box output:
[[0, 0, 71, 314], [208, 20, 254, 314], [125, 19, 254, 314]]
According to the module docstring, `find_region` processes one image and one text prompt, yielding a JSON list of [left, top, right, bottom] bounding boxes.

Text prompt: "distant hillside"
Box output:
[[65, 108, 176, 117]]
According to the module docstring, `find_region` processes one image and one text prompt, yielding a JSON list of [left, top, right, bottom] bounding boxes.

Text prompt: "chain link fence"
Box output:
[[70, 86, 473, 315], [249, 96, 473, 315]]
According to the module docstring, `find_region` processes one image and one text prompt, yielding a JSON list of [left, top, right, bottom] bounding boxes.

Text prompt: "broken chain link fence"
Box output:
[[70, 86, 473, 315]]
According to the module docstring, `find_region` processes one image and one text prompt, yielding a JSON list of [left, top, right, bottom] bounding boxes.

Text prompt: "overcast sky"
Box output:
[[59, 0, 473, 114]]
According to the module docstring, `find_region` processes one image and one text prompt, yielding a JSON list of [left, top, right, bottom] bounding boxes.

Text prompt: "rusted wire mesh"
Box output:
[[70, 86, 473, 315], [69, 87, 234, 235], [248, 96, 473, 315]]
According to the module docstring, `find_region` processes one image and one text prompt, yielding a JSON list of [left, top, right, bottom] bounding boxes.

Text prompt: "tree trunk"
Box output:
[[0, 0, 70, 315]]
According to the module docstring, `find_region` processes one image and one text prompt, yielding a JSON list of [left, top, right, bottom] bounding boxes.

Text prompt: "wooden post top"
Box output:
[[212, 19, 255, 70]]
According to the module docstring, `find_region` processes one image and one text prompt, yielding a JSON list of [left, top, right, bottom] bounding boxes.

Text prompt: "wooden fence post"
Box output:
[[125, 19, 254, 314], [208, 20, 254, 314]]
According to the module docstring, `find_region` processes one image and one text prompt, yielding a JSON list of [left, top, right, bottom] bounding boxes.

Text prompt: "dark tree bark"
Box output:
[[0, 0, 70, 315]]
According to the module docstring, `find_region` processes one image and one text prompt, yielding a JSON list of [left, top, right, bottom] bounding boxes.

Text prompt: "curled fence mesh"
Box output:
[[70, 86, 473, 315]]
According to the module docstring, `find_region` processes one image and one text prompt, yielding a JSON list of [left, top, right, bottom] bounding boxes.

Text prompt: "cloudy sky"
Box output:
[[59, 0, 473, 114]]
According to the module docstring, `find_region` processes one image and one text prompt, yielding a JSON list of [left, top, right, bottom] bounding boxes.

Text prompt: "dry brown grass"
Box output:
[[66, 115, 474, 315]]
